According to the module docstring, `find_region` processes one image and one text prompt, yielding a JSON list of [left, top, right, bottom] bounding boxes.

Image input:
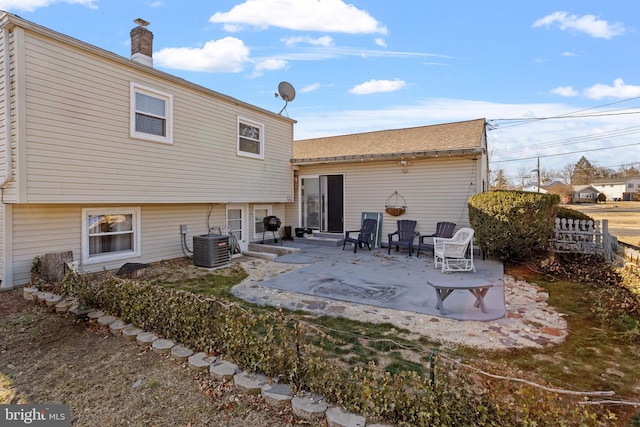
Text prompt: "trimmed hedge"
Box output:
[[61, 270, 602, 426], [557, 206, 594, 222], [469, 190, 560, 262]]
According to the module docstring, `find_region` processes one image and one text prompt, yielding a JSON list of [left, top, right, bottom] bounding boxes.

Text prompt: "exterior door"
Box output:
[[300, 175, 343, 233], [226, 204, 247, 255]]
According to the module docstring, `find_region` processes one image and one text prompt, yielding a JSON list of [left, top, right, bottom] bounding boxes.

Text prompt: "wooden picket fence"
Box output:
[[550, 218, 612, 261]]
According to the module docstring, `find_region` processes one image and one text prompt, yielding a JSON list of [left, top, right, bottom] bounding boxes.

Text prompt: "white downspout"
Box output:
[[0, 26, 13, 190]]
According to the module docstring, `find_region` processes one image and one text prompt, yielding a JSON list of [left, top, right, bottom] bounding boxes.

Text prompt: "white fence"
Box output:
[[550, 218, 612, 261]]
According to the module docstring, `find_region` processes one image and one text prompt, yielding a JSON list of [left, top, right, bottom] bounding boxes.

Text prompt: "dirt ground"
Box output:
[[0, 289, 322, 427], [570, 201, 640, 247]]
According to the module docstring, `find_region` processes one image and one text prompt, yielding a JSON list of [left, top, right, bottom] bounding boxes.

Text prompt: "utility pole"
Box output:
[[531, 157, 541, 193], [537, 157, 540, 193]]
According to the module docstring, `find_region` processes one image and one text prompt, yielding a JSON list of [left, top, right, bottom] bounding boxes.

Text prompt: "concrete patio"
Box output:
[[243, 238, 505, 322]]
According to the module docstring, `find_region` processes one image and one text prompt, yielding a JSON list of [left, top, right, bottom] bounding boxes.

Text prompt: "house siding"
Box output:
[[16, 27, 293, 204], [296, 157, 480, 240], [8, 203, 289, 286]]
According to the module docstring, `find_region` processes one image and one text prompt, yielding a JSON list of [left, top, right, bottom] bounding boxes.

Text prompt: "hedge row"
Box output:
[[61, 271, 602, 426]]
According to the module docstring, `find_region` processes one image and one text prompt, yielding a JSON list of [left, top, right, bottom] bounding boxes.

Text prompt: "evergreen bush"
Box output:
[[468, 190, 560, 261]]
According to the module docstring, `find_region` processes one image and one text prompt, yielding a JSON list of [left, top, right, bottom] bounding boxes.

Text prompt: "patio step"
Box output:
[[247, 243, 299, 257], [296, 232, 343, 247]]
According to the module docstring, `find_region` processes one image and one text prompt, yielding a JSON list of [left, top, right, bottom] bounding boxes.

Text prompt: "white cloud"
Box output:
[[348, 78, 406, 95], [532, 11, 626, 39], [300, 83, 321, 93], [209, 0, 387, 34], [374, 38, 387, 48], [583, 78, 640, 99], [254, 58, 288, 71], [154, 37, 251, 73], [281, 35, 334, 47], [551, 86, 578, 97], [0, 0, 97, 12], [560, 51, 577, 57]]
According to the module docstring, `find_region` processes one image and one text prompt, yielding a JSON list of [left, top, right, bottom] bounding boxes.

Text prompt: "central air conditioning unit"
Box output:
[[193, 234, 230, 268]]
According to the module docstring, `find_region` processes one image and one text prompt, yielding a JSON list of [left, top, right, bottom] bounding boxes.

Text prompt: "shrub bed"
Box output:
[[468, 190, 560, 262], [61, 271, 603, 426]]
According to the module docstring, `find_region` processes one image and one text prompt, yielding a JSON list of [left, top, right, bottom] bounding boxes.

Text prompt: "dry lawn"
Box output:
[[0, 290, 321, 427], [570, 201, 640, 247]]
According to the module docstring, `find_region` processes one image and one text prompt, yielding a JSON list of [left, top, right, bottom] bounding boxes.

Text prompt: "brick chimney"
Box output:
[[130, 18, 153, 67]]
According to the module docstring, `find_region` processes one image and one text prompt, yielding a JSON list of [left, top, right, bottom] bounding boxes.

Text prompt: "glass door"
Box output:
[[226, 204, 247, 255], [300, 175, 343, 233]]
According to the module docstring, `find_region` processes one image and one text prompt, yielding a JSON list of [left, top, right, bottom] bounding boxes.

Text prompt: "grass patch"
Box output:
[[456, 272, 640, 423], [132, 257, 640, 424], [149, 263, 247, 300]]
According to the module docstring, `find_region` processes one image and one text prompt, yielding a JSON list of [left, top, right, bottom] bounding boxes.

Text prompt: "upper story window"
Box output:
[[82, 207, 141, 265], [237, 117, 264, 159], [130, 82, 173, 144]]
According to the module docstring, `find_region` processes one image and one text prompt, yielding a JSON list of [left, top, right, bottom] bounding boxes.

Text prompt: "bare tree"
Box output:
[[560, 163, 575, 184]]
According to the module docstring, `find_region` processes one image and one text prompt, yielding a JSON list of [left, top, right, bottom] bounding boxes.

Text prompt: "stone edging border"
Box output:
[[21, 286, 394, 427]]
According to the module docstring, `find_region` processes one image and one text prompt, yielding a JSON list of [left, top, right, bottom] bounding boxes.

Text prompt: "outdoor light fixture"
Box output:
[[399, 160, 410, 173]]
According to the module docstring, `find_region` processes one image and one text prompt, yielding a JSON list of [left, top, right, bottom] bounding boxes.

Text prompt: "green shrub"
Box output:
[[557, 206, 594, 222], [61, 270, 603, 426], [468, 190, 560, 261]]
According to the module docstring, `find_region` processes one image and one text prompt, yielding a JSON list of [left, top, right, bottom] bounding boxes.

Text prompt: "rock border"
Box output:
[[21, 288, 388, 427]]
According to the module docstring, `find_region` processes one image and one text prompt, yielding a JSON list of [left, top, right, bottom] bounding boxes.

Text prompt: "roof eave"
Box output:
[[291, 147, 485, 166]]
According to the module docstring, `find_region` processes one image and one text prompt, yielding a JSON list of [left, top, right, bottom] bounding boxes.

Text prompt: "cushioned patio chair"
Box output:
[[433, 227, 476, 272], [342, 218, 377, 253], [387, 220, 418, 256], [417, 221, 456, 258]]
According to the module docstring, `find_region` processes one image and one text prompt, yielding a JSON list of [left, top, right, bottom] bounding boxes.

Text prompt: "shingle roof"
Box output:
[[292, 118, 486, 164]]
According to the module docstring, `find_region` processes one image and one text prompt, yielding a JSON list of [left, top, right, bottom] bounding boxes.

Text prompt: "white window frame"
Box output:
[[253, 205, 272, 240], [130, 82, 173, 144], [81, 207, 141, 265], [237, 116, 264, 159]]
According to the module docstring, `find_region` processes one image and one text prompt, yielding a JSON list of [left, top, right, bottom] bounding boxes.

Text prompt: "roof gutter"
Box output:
[[290, 147, 485, 166]]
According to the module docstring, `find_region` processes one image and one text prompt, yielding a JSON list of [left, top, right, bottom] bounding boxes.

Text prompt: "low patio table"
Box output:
[[427, 280, 493, 315]]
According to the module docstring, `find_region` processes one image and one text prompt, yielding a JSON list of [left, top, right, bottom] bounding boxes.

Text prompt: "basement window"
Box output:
[[130, 82, 173, 144], [82, 207, 141, 264]]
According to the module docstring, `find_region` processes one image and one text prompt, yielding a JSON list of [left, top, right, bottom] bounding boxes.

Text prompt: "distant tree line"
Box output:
[[490, 156, 640, 189]]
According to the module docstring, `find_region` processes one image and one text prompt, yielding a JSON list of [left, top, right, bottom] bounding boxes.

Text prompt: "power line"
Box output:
[[493, 141, 640, 163], [493, 126, 640, 158], [488, 96, 640, 129]]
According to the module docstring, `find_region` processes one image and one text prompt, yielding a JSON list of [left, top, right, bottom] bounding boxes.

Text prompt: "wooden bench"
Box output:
[[427, 281, 493, 315]]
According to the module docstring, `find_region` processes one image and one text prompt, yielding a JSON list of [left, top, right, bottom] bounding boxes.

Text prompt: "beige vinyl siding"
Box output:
[[296, 157, 480, 240], [9, 202, 290, 286], [10, 203, 238, 285], [0, 204, 5, 284], [0, 26, 18, 202], [19, 30, 293, 204]]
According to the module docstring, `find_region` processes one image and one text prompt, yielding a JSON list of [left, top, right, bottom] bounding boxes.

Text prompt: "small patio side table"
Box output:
[[427, 281, 493, 315]]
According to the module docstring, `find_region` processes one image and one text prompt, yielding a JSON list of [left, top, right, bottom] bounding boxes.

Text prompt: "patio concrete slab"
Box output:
[[257, 242, 505, 321]]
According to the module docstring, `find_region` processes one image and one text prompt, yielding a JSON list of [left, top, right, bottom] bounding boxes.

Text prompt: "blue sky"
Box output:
[[2, 0, 640, 183]]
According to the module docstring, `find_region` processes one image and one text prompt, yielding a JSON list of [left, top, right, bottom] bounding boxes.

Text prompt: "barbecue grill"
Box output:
[[261, 215, 282, 245]]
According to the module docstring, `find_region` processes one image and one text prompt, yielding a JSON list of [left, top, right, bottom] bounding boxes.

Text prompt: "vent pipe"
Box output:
[[130, 18, 153, 66]]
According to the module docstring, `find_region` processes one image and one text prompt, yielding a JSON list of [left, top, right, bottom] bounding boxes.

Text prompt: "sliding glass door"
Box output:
[[300, 175, 344, 233]]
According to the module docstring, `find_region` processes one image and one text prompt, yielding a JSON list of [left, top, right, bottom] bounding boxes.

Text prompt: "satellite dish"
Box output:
[[276, 81, 296, 115]]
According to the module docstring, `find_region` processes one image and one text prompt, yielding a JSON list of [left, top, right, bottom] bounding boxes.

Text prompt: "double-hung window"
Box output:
[[237, 117, 264, 159], [82, 208, 141, 264], [130, 82, 173, 144]]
